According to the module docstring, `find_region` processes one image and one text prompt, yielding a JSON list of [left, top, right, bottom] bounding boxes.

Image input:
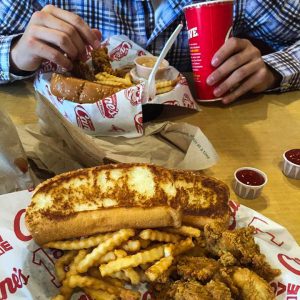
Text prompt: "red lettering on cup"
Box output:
[[110, 41, 132, 61], [74, 105, 95, 131], [278, 254, 300, 275], [124, 85, 142, 106], [0, 268, 29, 300], [97, 95, 119, 118], [134, 112, 143, 134], [228, 200, 240, 230], [14, 209, 32, 242]]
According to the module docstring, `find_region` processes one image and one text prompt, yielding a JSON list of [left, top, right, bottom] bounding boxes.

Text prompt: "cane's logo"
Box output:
[[134, 112, 143, 134], [74, 105, 95, 131], [138, 50, 146, 56], [278, 254, 300, 276], [124, 85, 142, 106], [110, 41, 132, 61], [97, 95, 119, 118], [182, 93, 195, 108], [0, 268, 30, 300], [188, 27, 198, 39], [163, 100, 180, 106]]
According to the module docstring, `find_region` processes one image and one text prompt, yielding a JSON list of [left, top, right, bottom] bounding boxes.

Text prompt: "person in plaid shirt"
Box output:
[[0, 0, 299, 104]]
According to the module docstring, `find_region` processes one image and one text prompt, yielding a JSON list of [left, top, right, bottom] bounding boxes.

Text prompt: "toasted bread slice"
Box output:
[[25, 163, 230, 244]]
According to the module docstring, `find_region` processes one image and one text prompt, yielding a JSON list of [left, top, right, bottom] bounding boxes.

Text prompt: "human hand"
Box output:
[[10, 5, 101, 73], [206, 37, 281, 104]]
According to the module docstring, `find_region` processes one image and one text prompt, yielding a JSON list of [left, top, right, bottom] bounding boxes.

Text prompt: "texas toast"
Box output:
[[25, 163, 230, 245]]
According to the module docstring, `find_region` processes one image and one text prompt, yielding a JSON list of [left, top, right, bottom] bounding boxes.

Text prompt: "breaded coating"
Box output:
[[206, 280, 232, 300]]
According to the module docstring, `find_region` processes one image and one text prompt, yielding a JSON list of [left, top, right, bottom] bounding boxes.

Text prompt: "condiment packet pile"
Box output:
[[1, 190, 299, 300], [33, 35, 199, 138]]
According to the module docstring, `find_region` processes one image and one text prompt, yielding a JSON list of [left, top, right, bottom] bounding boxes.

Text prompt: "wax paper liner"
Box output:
[[1, 191, 299, 300], [33, 35, 199, 138]]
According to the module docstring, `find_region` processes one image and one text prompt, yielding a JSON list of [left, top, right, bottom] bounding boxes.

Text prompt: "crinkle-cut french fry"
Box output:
[[140, 263, 152, 270], [139, 239, 151, 249], [44, 233, 114, 250], [52, 295, 65, 300], [84, 288, 117, 300], [65, 275, 140, 299], [60, 250, 88, 298], [139, 229, 181, 243], [99, 245, 165, 276], [124, 72, 132, 85], [77, 229, 135, 273], [96, 79, 124, 87], [96, 72, 132, 86], [156, 86, 174, 95], [163, 226, 201, 238], [114, 249, 127, 258], [55, 251, 77, 282], [155, 79, 177, 89], [98, 251, 116, 264], [109, 270, 129, 281], [122, 240, 141, 252], [145, 256, 174, 282], [123, 268, 140, 285], [165, 238, 195, 257], [104, 277, 125, 287]]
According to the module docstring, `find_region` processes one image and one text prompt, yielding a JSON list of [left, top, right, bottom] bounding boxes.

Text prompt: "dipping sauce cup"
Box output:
[[234, 167, 268, 199], [184, 0, 233, 101], [282, 149, 300, 179]]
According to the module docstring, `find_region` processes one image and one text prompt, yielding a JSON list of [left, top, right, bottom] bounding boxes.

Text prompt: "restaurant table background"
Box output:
[[0, 78, 299, 244]]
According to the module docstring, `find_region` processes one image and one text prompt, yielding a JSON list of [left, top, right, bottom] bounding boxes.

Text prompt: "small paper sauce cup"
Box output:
[[134, 56, 170, 79], [282, 149, 300, 179], [233, 167, 268, 199]]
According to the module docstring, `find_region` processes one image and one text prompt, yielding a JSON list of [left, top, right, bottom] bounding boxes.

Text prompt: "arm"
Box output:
[[263, 41, 300, 93], [0, 3, 101, 85]]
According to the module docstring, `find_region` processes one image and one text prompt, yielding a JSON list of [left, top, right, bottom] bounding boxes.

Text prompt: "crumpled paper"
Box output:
[[0, 110, 35, 194], [27, 92, 218, 172], [0, 190, 299, 299]]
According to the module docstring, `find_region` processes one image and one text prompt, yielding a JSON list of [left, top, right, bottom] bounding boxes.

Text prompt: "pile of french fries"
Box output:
[[45, 226, 201, 300], [94, 72, 179, 95]]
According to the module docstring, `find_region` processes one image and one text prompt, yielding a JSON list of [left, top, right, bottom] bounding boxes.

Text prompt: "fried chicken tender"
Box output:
[[231, 267, 276, 300], [177, 256, 220, 282], [92, 47, 115, 75], [204, 224, 281, 281], [206, 280, 232, 300]]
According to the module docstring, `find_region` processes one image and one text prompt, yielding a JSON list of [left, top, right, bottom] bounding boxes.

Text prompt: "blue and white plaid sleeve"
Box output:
[[0, 0, 37, 84], [263, 41, 300, 92]]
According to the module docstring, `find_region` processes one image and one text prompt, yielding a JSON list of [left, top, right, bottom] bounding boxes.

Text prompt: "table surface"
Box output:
[[1, 79, 300, 244]]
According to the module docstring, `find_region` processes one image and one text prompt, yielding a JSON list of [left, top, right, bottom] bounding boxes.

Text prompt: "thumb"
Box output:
[[92, 29, 102, 42]]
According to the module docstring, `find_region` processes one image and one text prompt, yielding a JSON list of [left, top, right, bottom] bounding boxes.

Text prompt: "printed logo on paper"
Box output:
[[137, 50, 146, 56], [182, 93, 195, 109], [134, 111, 143, 134], [110, 41, 132, 61], [124, 85, 143, 106], [271, 281, 300, 298], [278, 254, 300, 275], [97, 95, 119, 119], [74, 105, 95, 131], [0, 268, 30, 299], [39, 60, 59, 74], [162, 100, 180, 106], [228, 200, 240, 230], [0, 234, 13, 256]]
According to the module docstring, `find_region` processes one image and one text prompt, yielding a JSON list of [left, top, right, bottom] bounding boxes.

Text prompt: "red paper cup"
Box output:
[[184, 0, 233, 101]]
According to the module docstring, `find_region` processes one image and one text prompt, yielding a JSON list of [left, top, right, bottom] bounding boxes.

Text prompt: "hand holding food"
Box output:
[[10, 5, 100, 73]]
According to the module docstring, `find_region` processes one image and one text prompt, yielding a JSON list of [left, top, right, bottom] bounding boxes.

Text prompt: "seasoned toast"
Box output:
[[25, 163, 230, 244]]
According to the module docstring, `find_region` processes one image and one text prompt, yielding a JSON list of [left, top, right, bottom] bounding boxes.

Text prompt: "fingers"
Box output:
[[31, 39, 73, 70], [222, 68, 268, 104], [31, 25, 78, 60], [207, 47, 261, 86], [213, 59, 264, 98], [211, 37, 250, 67], [92, 29, 102, 43], [42, 5, 100, 48]]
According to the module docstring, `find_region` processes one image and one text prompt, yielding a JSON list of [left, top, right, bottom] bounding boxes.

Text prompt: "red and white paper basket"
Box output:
[[34, 35, 199, 138], [0, 190, 300, 299]]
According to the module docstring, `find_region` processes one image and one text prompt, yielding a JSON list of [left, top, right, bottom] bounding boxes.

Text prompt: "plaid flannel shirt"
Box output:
[[0, 0, 299, 92]]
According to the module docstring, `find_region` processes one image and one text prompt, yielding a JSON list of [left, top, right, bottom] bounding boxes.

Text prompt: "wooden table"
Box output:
[[1, 79, 300, 244]]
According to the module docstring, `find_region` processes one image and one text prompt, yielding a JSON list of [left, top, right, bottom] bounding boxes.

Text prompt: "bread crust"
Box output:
[[50, 73, 122, 103], [26, 206, 181, 245]]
